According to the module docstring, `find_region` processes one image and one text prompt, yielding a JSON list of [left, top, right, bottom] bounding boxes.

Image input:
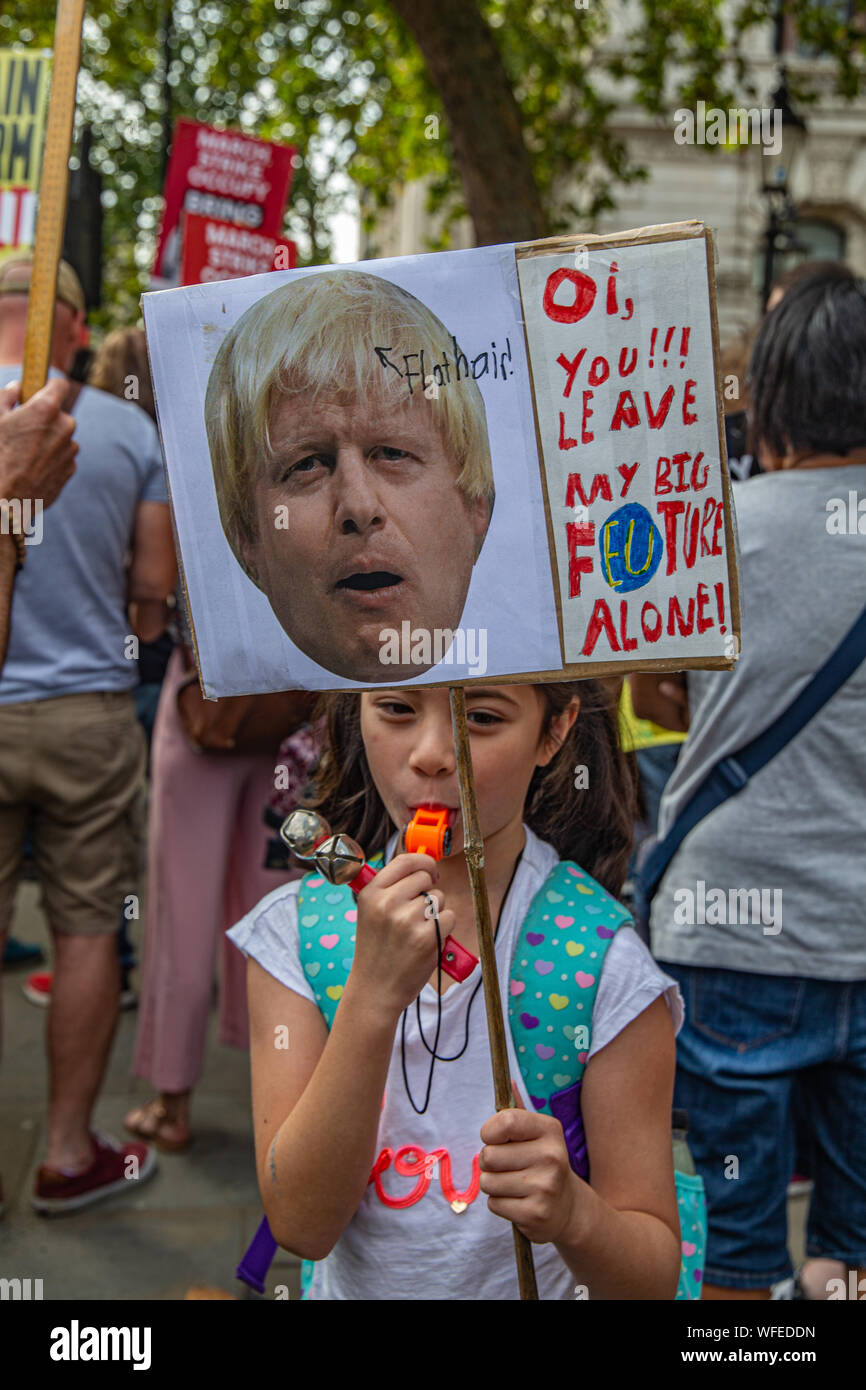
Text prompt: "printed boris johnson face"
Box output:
[[242, 391, 491, 683]]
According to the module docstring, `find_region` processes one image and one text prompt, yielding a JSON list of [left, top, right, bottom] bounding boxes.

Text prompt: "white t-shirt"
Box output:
[[228, 825, 683, 1300]]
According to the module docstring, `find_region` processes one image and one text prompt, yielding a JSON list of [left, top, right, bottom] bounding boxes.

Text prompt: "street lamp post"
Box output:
[[758, 70, 807, 311]]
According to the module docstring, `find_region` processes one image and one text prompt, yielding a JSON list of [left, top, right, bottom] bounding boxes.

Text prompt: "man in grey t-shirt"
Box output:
[[0, 257, 176, 1214], [648, 462, 866, 979], [632, 266, 866, 1303]]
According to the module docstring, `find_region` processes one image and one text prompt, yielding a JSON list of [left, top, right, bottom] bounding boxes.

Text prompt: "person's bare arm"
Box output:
[[0, 378, 79, 672], [629, 672, 690, 733], [249, 852, 447, 1258], [0, 532, 17, 670], [128, 599, 171, 644], [480, 996, 680, 1299], [127, 501, 176, 627], [553, 996, 681, 1298], [249, 963, 399, 1258]]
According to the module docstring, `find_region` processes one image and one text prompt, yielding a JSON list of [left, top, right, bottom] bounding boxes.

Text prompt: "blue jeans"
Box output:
[[661, 962, 866, 1289], [636, 744, 681, 833]]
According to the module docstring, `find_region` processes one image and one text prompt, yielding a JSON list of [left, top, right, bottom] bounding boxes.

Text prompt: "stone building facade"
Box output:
[[361, 12, 866, 348]]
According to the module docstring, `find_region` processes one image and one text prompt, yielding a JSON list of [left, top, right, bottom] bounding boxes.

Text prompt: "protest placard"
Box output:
[[142, 220, 739, 696], [152, 119, 295, 287], [516, 221, 739, 670], [144, 220, 740, 1305], [179, 210, 296, 284], [0, 49, 52, 251]]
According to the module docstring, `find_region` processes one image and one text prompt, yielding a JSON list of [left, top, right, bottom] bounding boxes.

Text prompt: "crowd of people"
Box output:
[[0, 250, 863, 1300]]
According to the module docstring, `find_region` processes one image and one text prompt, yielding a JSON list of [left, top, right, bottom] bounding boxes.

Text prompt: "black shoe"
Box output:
[[3, 936, 44, 968]]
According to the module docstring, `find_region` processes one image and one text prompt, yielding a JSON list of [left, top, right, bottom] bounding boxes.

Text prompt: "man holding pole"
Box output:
[[0, 255, 176, 1213]]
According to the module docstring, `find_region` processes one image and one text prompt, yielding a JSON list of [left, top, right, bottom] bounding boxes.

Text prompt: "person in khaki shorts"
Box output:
[[0, 256, 176, 1213]]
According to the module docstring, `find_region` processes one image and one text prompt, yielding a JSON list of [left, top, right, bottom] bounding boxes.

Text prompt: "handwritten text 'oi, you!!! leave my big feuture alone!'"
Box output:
[[531, 254, 732, 660]]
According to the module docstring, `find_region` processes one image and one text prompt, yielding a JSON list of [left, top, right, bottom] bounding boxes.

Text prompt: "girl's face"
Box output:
[[360, 686, 578, 853]]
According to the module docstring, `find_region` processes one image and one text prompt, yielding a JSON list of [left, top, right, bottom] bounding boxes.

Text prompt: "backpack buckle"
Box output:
[[716, 756, 748, 792]]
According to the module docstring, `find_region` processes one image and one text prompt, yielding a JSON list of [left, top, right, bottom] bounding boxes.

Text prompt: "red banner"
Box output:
[[180, 211, 296, 284], [153, 119, 295, 283]]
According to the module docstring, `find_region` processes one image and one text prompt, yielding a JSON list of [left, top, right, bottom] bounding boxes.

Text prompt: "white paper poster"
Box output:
[[142, 223, 738, 696], [143, 245, 561, 695], [517, 231, 736, 666]]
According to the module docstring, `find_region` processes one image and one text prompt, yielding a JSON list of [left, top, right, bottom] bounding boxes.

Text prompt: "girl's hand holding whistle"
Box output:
[[351, 853, 456, 1018]]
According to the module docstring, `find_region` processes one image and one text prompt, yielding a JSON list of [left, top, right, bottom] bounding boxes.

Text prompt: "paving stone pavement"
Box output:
[[1, 883, 808, 1301], [0, 882, 301, 1301]]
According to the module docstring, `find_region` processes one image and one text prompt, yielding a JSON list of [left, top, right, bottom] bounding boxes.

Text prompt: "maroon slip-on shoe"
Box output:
[[32, 1133, 157, 1215]]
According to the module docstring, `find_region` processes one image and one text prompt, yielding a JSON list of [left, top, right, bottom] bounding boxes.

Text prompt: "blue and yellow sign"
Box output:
[[598, 501, 662, 593]]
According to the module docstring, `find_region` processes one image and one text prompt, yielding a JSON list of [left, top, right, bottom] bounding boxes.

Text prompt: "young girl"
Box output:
[[228, 679, 684, 1300]]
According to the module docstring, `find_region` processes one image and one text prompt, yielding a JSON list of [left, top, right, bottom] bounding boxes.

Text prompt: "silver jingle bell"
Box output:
[[314, 833, 365, 886], [280, 809, 331, 859]]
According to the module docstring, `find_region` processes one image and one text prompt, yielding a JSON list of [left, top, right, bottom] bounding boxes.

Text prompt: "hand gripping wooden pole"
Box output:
[[449, 685, 539, 1301], [20, 0, 86, 403]]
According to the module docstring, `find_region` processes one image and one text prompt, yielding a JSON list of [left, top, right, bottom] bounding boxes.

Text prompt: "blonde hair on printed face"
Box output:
[[203, 269, 495, 583]]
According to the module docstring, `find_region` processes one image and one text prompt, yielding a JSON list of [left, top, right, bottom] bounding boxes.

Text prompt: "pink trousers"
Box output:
[[132, 648, 299, 1092]]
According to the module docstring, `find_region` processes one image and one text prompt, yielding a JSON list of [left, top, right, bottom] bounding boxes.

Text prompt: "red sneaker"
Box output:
[[22, 971, 52, 1007], [32, 1133, 157, 1214], [23, 971, 137, 1010]]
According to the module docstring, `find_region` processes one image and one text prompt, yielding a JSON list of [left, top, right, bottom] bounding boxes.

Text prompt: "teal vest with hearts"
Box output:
[[296, 856, 706, 1300]]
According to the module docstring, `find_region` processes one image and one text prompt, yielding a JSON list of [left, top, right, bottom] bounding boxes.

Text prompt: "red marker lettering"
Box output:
[[582, 599, 620, 656], [543, 268, 596, 324]]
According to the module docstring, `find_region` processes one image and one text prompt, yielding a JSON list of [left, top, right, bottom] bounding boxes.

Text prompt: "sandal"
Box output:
[[124, 1099, 191, 1154]]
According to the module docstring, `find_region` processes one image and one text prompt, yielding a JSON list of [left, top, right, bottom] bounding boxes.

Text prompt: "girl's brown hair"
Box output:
[[308, 680, 637, 899]]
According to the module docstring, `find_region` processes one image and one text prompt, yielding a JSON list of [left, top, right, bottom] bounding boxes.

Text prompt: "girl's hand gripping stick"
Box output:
[[280, 807, 478, 982]]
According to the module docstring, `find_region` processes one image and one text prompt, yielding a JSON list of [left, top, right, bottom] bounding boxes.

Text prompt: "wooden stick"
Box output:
[[449, 684, 539, 1301], [20, 0, 86, 403]]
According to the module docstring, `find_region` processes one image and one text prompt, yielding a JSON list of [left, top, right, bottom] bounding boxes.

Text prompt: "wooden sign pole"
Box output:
[[20, 0, 86, 403], [449, 685, 539, 1301]]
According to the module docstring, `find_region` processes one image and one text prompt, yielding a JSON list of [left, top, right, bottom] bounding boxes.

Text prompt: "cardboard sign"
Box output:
[[152, 119, 295, 286], [141, 221, 739, 696], [180, 210, 296, 284], [0, 49, 52, 250], [516, 224, 738, 667]]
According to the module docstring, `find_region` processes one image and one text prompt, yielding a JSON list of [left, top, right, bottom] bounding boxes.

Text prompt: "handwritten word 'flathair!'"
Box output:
[[374, 337, 513, 397]]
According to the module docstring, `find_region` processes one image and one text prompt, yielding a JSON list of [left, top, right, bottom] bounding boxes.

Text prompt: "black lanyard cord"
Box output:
[[402, 849, 525, 1092], [400, 895, 443, 1115]]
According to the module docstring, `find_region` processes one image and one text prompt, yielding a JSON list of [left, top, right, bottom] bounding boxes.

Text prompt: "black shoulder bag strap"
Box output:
[[641, 599, 866, 907]]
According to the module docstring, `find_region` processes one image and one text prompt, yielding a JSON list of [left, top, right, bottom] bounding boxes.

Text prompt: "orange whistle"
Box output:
[[404, 806, 455, 860], [404, 805, 476, 982]]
